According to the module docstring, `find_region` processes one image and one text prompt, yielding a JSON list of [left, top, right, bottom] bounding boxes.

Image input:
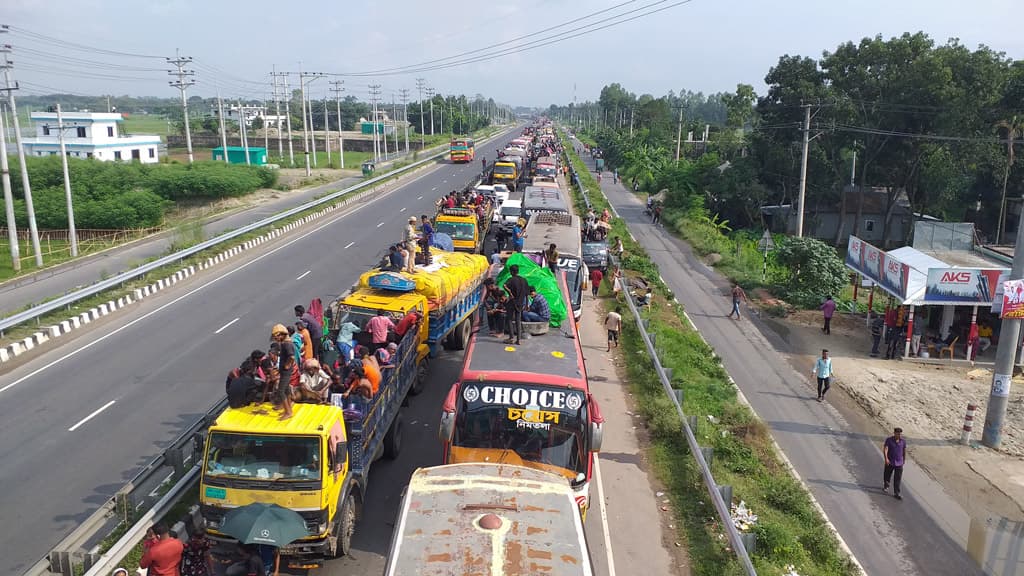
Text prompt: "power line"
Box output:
[[4, 24, 165, 59]]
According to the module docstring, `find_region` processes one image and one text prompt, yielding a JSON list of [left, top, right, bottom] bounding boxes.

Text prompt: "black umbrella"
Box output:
[[220, 503, 309, 547]]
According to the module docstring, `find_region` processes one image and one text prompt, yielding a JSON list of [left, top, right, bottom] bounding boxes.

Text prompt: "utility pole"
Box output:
[[1, 42, 42, 266], [369, 84, 382, 163], [217, 92, 228, 163], [675, 106, 684, 163], [307, 87, 317, 167], [796, 104, 812, 237], [272, 69, 284, 162], [55, 104, 78, 256], [415, 78, 426, 148], [330, 80, 345, 170], [984, 198, 1024, 448], [392, 93, 399, 157], [439, 95, 444, 135], [167, 49, 196, 164], [629, 107, 634, 136], [238, 101, 250, 165], [263, 97, 269, 156], [282, 74, 295, 166], [296, 68, 324, 176], [426, 86, 435, 136], [399, 88, 410, 154], [324, 94, 331, 167], [0, 104, 20, 271]]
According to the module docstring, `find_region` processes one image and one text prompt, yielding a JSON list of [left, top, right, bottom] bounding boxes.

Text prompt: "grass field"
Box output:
[[121, 114, 173, 136]]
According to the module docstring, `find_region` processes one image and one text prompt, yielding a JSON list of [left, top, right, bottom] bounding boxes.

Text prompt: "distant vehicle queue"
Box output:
[[204, 119, 601, 575]]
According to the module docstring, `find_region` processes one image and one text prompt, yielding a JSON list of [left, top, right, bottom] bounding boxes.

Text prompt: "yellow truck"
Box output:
[[434, 206, 493, 253], [384, 463, 594, 576], [491, 160, 518, 192]]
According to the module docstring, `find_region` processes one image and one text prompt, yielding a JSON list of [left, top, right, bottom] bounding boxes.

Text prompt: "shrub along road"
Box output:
[[577, 145, 984, 575]]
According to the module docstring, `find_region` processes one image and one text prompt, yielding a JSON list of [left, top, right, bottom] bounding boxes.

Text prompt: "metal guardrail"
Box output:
[[1, 127, 512, 335], [565, 148, 758, 575], [25, 397, 226, 576]]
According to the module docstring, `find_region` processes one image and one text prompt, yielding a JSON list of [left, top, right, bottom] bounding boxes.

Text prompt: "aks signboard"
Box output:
[[879, 254, 910, 299], [924, 268, 1006, 304], [845, 236, 864, 270]]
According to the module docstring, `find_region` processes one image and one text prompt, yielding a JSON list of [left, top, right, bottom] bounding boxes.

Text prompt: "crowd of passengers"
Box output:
[[224, 302, 422, 420]]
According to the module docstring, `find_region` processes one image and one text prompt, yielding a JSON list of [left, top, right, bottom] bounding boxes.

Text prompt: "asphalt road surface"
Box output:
[[0, 128, 517, 576], [580, 145, 985, 576]]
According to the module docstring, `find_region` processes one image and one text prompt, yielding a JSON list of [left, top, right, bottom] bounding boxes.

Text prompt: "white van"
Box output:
[[496, 199, 522, 228]]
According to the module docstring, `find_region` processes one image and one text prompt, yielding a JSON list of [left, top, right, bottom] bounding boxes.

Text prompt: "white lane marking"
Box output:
[[377, 222, 384, 228], [214, 317, 240, 334], [0, 195, 402, 397], [594, 455, 617, 576], [344, 241, 355, 249], [295, 270, 311, 281], [442, 180, 448, 183], [417, 195, 423, 200], [68, 399, 117, 432], [431, 187, 437, 191], [400, 207, 407, 212]]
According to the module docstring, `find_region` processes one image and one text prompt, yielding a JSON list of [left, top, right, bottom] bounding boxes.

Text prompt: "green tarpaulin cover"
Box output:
[[495, 252, 568, 327]]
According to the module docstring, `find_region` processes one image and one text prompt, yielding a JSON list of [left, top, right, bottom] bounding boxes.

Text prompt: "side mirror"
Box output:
[[589, 422, 603, 453], [439, 412, 456, 443]]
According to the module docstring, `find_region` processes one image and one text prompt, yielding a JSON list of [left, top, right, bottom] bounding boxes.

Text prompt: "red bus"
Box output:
[[438, 271, 604, 519]]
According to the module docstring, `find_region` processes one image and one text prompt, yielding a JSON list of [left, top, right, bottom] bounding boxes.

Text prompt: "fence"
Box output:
[[1, 228, 162, 264], [568, 160, 758, 575]]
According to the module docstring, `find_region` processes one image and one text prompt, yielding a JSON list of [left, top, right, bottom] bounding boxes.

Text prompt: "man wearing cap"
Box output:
[[404, 216, 418, 273], [883, 427, 907, 500], [812, 349, 833, 402], [419, 215, 434, 265], [271, 324, 296, 420]]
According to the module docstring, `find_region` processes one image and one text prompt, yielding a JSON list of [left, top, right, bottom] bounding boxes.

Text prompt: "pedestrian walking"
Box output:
[[883, 427, 907, 500], [590, 267, 604, 298], [812, 349, 834, 402], [652, 205, 662, 225], [821, 295, 836, 335], [605, 306, 623, 352], [728, 283, 747, 319]]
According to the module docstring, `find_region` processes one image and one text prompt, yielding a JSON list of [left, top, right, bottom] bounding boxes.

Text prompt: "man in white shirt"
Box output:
[[604, 306, 623, 352]]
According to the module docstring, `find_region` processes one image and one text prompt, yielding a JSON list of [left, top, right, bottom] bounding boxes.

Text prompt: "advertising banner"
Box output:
[[861, 242, 885, 284], [845, 236, 864, 270], [924, 268, 1006, 304], [879, 254, 910, 300], [1001, 279, 1024, 319]]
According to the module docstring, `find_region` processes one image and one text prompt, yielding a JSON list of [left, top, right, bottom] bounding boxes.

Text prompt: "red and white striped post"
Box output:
[[962, 402, 978, 444]]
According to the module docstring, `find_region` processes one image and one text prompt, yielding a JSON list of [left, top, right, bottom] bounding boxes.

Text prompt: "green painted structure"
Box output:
[[212, 146, 268, 166]]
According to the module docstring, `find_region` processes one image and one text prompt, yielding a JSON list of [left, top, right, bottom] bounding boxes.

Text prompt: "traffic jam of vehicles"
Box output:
[[204, 120, 605, 574]]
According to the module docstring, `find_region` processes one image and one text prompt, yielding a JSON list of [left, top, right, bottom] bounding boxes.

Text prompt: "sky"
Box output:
[[6, 0, 1024, 108]]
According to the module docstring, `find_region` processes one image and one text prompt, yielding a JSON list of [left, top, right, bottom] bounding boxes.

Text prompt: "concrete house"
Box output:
[[22, 112, 161, 163]]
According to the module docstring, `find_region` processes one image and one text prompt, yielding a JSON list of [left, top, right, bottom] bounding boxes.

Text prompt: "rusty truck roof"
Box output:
[[384, 463, 593, 576]]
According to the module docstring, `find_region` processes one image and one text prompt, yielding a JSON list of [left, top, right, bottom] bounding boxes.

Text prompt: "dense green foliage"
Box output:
[[773, 237, 848, 307], [552, 32, 1024, 246], [2, 156, 277, 229]]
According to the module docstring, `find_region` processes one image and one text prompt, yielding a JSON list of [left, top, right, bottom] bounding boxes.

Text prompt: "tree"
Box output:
[[722, 83, 757, 129], [773, 236, 847, 307]]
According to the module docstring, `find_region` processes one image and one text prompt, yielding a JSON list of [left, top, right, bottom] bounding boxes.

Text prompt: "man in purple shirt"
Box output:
[[821, 295, 836, 335], [883, 427, 907, 499]]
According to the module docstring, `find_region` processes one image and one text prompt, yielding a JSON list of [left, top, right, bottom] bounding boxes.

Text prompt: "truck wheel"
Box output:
[[384, 414, 403, 460], [453, 319, 470, 351], [410, 357, 430, 396], [337, 493, 356, 556]]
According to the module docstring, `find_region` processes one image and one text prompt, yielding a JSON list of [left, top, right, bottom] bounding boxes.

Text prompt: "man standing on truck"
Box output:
[[271, 324, 296, 420], [419, 214, 434, 265], [404, 217, 418, 273], [503, 264, 529, 345]]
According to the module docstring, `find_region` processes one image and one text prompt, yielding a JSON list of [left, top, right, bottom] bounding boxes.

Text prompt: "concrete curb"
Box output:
[[678, 308, 867, 576]]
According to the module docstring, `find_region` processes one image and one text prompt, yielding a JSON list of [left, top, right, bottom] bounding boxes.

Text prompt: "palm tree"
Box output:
[[995, 116, 1023, 244]]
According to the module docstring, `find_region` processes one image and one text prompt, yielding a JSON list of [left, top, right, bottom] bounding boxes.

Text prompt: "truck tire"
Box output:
[[410, 356, 430, 396], [383, 414, 403, 460], [452, 318, 470, 351], [337, 493, 356, 556]]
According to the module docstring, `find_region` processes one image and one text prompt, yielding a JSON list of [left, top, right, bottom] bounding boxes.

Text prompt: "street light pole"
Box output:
[[0, 104, 20, 271], [55, 104, 78, 256], [796, 104, 812, 237]]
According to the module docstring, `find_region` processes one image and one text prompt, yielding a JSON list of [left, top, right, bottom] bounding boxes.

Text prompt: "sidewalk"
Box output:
[[577, 145, 990, 575], [579, 296, 687, 576]]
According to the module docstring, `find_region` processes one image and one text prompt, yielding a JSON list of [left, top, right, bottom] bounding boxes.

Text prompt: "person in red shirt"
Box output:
[[589, 267, 603, 298], [393, 310, 421, 341], [139, 523, 184, 576]]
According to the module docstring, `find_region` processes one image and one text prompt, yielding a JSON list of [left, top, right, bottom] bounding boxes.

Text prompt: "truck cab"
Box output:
[[434, 206, 489, 253], [492, 160, 518, 192]]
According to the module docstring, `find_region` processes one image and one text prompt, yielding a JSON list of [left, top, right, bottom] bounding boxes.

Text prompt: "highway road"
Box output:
[[580, 144, 986, 575], [0, 128, 517, 576]]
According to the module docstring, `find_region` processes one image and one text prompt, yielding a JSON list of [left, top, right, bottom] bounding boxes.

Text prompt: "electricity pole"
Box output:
[[0, 104, 20, 271], [167, 49, 196, 164], [324, 94, 331, 167], [296, 68, 324, 176], [392, 92, 399, 157], [399, 88, 410, 154], [675, 106, 684, 163], [216, 92, 228, 163], [283, 74, 295, 166], [238, 101, 250, 165], [426, 86, 435, 136], [1, 43, 42, 266], [983, 198, 1024, 449], [55, 104, 78, 256], [330, 80, 345, 170], [415, 78, 426, 148], [796, 104, 812, 237], [369, 84, 382, 163], [271, 68, 284, 162]]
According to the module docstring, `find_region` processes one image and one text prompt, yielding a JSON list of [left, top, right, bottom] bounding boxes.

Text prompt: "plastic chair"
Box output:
[[939, 336, 959, 360]]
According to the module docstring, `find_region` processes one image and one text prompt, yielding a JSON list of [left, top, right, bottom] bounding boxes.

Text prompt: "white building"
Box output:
[[22, 112, 161, 163], [217, 105, 285, 129]]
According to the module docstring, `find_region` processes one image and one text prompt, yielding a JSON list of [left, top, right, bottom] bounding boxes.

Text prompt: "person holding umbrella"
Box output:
[[225, 544, 266, 576], [220, 502, 310, 576]]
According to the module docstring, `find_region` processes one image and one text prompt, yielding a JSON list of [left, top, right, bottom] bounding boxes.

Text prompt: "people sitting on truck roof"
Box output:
[[260, 345, 281, 403], [296, 358, 333, 404], [445, 194, 456, 209], [522, 286, 551, 324], [383, 245, 404, 272], [226, 360, 261, 409]]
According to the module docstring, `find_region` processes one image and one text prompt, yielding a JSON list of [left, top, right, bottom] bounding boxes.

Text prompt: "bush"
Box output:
[[753, 522, 804, 563], [774, 236, 847, 308]]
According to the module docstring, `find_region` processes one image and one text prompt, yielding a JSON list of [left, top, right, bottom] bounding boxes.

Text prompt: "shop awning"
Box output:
[[884, 246, 946, 305]]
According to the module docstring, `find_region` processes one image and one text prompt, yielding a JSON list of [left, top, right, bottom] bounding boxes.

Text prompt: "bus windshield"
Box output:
[[435, 221, 476, 241], [205, 433, 321, 481], [493, 164, 516, 175], [452, 382, 588, 478]]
